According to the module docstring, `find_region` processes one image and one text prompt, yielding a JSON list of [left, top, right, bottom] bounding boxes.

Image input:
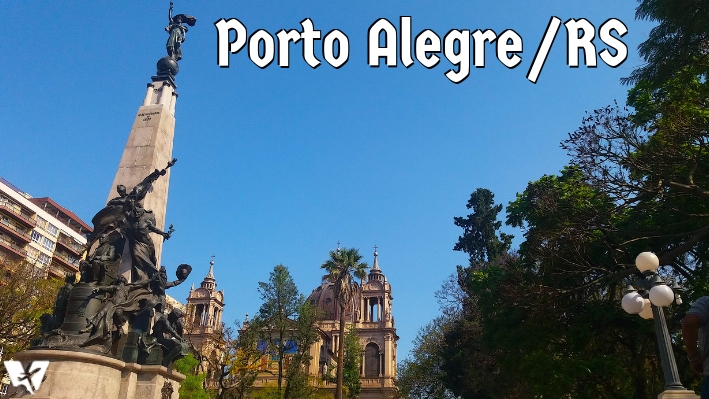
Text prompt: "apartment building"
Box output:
[[0, 177, 91, 278]]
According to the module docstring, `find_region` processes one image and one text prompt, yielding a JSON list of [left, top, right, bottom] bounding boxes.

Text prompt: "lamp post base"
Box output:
[[657, 389, 699, 399]]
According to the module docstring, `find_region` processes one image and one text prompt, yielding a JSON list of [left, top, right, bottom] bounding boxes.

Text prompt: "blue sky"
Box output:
[[0, 1, 653, 359]]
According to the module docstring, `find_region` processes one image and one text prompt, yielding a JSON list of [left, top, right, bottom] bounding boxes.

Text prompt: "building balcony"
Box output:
[[52, 251, 79, 272], [48, 263, 67, 278], [0, 202, 36, 228], [0, 236, 27, 258], [56, 232, 84, 255], [361, 377, 388, 387], [0, 218, 31, 243]]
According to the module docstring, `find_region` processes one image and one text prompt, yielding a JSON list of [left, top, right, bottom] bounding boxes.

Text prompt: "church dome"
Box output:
[[307, 282, 360, 322], [307, 283, 338, 320]]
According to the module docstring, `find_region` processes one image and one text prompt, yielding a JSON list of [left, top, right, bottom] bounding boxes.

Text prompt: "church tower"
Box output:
[[355, 247, 398, 399], [185, 257, 225, 348], [185, 257, 226, 383]]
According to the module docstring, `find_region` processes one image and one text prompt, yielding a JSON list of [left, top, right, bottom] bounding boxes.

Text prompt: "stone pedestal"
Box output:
[[12, 349, 184, 399], [657, 389, 700, 398]]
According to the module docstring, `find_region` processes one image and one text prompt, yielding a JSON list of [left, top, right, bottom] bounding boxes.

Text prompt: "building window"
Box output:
[[27, 246, 40, 260], [36, 216, 48, 230], [47, 223, 58, 236], [365, 343, 380, 377], [38, 253, 50, 265], [194, 304, 204, 325], [31, 230, 43, 243], [42, 237, 54, 251]]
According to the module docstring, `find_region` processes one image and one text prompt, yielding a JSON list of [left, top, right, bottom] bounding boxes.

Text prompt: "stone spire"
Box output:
[[201, 256, 216, 290], [369, 245, 384, 282], [372, 245, 380, 270], [206, 255, 215, 279]]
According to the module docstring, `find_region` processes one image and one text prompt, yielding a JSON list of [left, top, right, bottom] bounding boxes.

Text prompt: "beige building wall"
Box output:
[[0, 177, 89, 279]]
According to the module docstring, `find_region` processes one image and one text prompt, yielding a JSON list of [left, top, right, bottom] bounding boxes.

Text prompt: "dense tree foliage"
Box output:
[[342, 325, 362, 399], [283, 301, 321, 399], [175, 353, 210, 399], [397, 316, 456, 399], [0, 257, 62, 371], [623, 0, 709, 87], [254, 264, 314, 395], [207, 325, 262, 399], [400, 1, 709, 396]]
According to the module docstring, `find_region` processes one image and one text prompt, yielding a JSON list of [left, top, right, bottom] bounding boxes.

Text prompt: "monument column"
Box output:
[[108, 4, 195, 277], [109, 79, 177, 273]]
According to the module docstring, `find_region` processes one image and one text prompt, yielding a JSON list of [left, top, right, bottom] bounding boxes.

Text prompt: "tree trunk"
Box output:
[[278, 329, 284, 393], [336, 303, 346, 399]]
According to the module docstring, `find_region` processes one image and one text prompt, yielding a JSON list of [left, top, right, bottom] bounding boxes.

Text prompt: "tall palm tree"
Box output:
[[321, 247, 368, 399]]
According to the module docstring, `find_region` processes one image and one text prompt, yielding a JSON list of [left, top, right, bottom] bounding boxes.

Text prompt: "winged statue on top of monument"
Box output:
[[165, 2, 196, 61]]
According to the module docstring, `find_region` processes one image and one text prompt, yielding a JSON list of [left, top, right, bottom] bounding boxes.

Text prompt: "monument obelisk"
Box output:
[[108, 3, 196, 273], [9, 5, 198, 399]]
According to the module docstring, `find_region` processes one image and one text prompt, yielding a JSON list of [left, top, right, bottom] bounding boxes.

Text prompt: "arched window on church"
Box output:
[[364, 342, 380, 377], [194, 304, 204, 325], [366, 297, 380, 322]]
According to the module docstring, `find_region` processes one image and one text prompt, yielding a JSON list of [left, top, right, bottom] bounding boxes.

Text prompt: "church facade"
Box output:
[[308, 249, 398, 399], [251, 249, 398, 399]]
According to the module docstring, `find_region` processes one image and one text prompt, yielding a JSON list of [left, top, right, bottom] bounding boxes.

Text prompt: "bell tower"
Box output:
[[356, 247, 398, 398], [185, 257, 225, 358]]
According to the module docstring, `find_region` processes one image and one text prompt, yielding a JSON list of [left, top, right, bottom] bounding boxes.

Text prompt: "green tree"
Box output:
[[201, 324, 262, 399], [255, 264, 306, 394], [342, 325, 361, 399], [175, 353, 210, 399], [321, 248, 368, 399], [453, 188, 513, 269], [283, 300, 321, 399], [623, 0, 709, 87], [0, 257, 63, 367], [443, 190, 527, 399], [396, 316, 456, 399]]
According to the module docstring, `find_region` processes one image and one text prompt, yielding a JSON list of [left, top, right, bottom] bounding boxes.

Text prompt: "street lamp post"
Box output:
[[621, 252, 686, 392]]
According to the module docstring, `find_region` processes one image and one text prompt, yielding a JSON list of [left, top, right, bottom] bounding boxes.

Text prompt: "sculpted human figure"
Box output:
[[80, 276, 131, 343], [53, 273, 76, 328], [86, 185, 128, 253], [80, 264, 191, 346], [137, 265, 190, 316], [165, 2, 196, 61], [93, 232, 122, 284], [86, 159, 176, 258], [127, 206, 172, 282], [150, 308, 189, 366], [125, 159, 176, 211]]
